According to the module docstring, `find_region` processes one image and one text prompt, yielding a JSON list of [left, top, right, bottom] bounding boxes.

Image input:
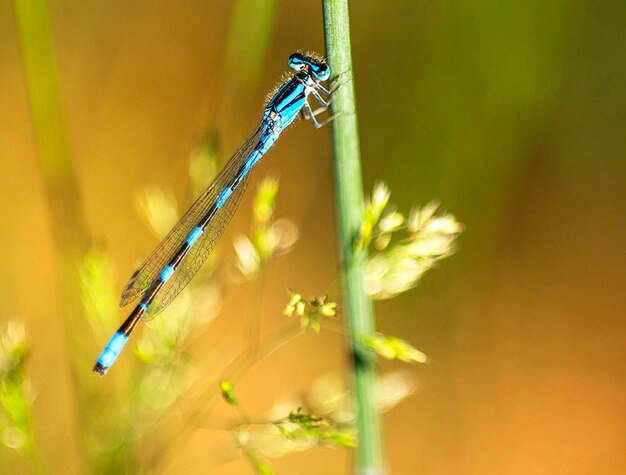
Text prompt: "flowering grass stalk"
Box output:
[[322, 1, 385, 473]]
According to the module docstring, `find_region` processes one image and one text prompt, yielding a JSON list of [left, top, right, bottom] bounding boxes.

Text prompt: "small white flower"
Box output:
[[233, 235, 260, 277]]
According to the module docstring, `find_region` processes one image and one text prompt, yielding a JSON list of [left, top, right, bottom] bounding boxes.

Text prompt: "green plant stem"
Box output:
[[322, 1, 385, 474], [14, 0, 94, 470]]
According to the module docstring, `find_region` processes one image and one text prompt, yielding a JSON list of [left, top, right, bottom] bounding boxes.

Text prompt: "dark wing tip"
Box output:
[[119, 269, 143, 307], [119, 281, 139, 307]]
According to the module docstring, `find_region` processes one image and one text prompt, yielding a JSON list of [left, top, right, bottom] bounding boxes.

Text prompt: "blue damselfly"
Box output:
[[94, 52, 335, 375]]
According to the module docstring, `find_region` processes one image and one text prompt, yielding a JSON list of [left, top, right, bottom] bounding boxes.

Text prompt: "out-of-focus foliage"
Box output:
[[234, 177, 298, 279], [305, 370, 418, 421], [375, 370, 419, 414], [220, 379, 238, 406], [237, 427, 277, 475], [79, 249, 118, 335], [188, 135, 220, 198], [362, 182, 463, 300], [224, 368, 418, 474], [0, 322, 42, 471], [134, 185, 179, 240], [225, 381, 357, 475]]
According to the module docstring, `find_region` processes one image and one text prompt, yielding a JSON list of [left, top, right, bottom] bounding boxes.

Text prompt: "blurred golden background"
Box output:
[[1, 0, 625, 474]]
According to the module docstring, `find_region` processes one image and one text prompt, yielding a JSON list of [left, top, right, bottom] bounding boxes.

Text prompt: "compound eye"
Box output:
[[312, 64, 330, 81], [288, 53, 306, 71]]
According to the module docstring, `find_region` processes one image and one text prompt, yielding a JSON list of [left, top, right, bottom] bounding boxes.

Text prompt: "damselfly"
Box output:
[[94, 52, 335, 375]]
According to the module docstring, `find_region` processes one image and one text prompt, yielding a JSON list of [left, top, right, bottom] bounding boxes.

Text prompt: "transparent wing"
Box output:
[[119, 125, 264, 309], [145, 173, 249, 317]]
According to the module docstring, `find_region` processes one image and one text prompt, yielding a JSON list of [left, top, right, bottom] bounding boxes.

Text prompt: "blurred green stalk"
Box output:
[[14, 0, 91, 469], [2, 371, 44, 473], [322, 1, 385, 473], [222, 0, 277, 96], [211, 0, 278, 150], [0, 323, 45, 473]]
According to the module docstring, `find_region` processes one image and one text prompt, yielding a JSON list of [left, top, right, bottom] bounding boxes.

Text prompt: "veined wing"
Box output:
[[119, 125, 264, 309], [145, 172, 249, 317]]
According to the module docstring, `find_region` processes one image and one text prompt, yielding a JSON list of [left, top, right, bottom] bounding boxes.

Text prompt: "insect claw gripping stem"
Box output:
[[301, 74, 351, 129], [302, 97, 342, 129], [329, 69, 352, 94]]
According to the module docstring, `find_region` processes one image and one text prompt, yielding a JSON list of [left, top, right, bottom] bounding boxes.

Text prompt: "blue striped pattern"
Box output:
[[160, 265, 175, 282], [216, 188, 233, 208], [187, 226, 203, 246], [243, 155, 257, 175]]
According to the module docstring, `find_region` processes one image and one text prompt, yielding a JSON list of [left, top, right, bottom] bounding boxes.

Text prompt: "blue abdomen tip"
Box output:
[[93, 332, 128, 375]]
